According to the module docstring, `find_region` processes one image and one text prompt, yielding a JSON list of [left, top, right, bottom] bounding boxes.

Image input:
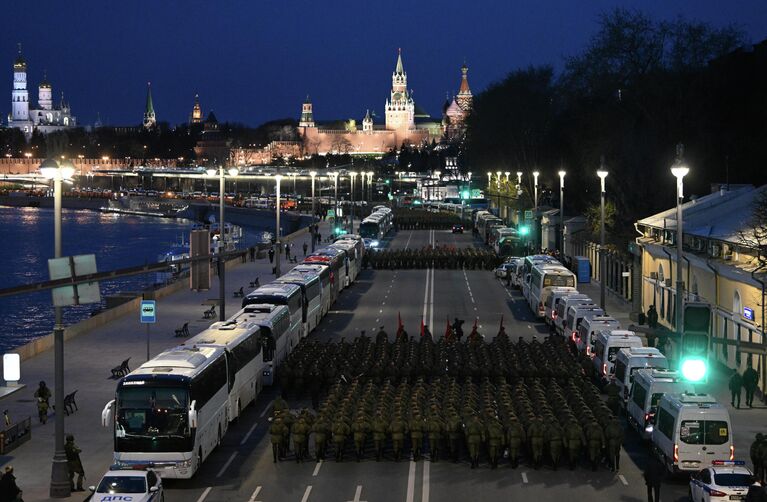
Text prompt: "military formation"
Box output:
[[394, 209, 461, 230], [368, 245, 501, 270], [271, 329, 623, 469]]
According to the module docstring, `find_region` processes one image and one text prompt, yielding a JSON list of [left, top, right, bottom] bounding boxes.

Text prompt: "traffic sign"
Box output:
[[140, 300, 156, 323], [524, 210, 533, 220]]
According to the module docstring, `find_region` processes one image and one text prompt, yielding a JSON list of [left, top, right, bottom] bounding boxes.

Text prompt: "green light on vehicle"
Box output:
[[680, 358, 707, 382]]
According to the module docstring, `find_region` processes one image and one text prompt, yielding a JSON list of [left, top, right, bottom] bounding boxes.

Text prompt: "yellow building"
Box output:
[[635, 184, 766, 398]]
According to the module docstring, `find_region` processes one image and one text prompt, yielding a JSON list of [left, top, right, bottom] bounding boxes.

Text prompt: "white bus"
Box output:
[[242, 283, 304, 339], [290, 263, 332, 316], [528, 264, 576, 318], [329, 239, 360, 285], [275, 271, 323, 335], [102, 345, 231, 479]]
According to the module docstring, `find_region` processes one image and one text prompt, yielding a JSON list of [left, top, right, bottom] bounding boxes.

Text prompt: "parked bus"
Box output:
[[242, 283, 304, 339], [527, 264, 576, 318], [330, 239, 360, 285], [290, 264, 332, 316], [274, 272, 323, 334], [305, 248, 348, 293]]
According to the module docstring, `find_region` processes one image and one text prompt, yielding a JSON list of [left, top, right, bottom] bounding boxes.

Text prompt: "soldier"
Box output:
[[506, 416, 526, 469], [409, 414, 425, 461], [332, 418, 351, 462], [528, 418, 546, 469], [585, 420, 606, 471], [282, 411, 295, 454], [604, 377, 621, 415], [426, 413, 444, 462], [465, 415, 485, 469], [487, 418, 505, 469], [545, 421, 566, 470], [270, 416, 288, 462], [743, 360, 760, 408], [292, 417, 310, 463], [750, 433, 765, 483], [33, 381, 51, 424], [446, 412, 463, 463], [376, 326, 388, 343], [65, 434, 85, 492], [729, 369, 743, 408], [564, 420, 586, 470], [604, 417, 624, 471], [312, 416, 330, 462], [390, 414, 408, 462], [273, 395, 289, 414], [372, 413, 389, 461], [351, 415, 370, 462]]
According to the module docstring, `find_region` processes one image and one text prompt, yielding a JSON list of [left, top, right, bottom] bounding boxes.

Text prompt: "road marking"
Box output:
[[422, 460, 430, 502], [240, 422, 259, 445], [429, 262, 434, 330], [521, 472, 528, 484], [405, 231, 413, 249], [301, 485, 313, 502], [248, 486, 262, 502], [216, 451, 237, 478], [618, 474, 628, 486], [312, 459, 322, 477], [422, 266, 430, 321], [196, 487, 212, 502], [346, 485, 367, 502], [406, 460, 416, 502], [259, 403, 271, 418]]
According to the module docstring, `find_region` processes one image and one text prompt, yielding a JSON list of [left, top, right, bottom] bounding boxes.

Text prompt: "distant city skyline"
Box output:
[[4, 0, 767, 127]]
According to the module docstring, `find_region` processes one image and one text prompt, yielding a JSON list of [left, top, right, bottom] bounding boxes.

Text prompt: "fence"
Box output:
[[0, 417, 31, 454], [569, 236, 633, 303]]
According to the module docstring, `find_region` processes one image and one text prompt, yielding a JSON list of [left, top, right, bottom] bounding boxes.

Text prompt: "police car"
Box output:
[[688, 460, 753, 501], [87, 465, 163, 502]]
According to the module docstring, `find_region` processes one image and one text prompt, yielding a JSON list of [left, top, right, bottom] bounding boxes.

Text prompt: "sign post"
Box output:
[[140, 299, 156, 361]]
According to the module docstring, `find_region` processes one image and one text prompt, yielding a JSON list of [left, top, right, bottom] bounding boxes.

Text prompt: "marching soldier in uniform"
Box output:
[[292, 417, 310, 463], [312, 416, 330, 462], [271, 415, 288, 462], [409, 414, 425, 461], [487, 418, 505, 469], [564, 420, 586, 470], [390, 414, 408, 462], [426, 413, 444, 462], [372, 413, 389, 461], [351, 415, 370, 462], [585, 420, 606, 471], [528, 417, 546, 469], [65, 434, 85, 492], [506, 416, 526, 468], [465, 415, 485, 469], [446, 412, 463, 463], [545, 420, 566, 470], [333, 417, 351, 462], [604, 417, 624, 471]]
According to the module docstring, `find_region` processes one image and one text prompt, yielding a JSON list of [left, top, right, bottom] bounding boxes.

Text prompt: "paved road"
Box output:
[[161, 229, 699, 502]]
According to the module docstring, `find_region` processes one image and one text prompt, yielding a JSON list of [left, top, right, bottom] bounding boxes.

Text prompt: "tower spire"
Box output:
[[143, 82, 157, 129], [395, 48, 404, 75]]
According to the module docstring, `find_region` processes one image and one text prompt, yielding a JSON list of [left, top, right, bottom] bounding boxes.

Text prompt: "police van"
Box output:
[[627, 369, 692, 439], [544, 288, 579, 327], [592, 330, 643, 385], [576, 315, 620, 355], [613, 347, 668, 406], [554, 295, 593, 336], [651, 393, 733, 473], [565, 304, 602, 341]]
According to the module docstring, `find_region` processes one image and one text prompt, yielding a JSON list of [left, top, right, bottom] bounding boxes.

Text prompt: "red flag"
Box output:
[[398, 311, 403, 330], [420, 317, 425, 337], [445, 316, 452, 339]]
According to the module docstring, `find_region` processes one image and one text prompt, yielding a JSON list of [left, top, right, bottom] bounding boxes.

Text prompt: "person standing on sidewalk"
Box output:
[[750, 433, 765, 484], [268, 247, 275, 264], [730, 369, 744, 408], [303, 241, 308, 256], [33, 381, 50, 424], [743, 360, 760, 408], [643, 455, 665, 502], [65, 435, 85, 492], [0, 466, 22, 502]]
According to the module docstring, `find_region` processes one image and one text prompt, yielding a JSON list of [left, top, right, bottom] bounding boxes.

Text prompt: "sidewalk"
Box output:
[[0, 218, 330, 501]]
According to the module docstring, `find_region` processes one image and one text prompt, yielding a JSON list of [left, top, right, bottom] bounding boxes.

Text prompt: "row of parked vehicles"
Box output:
[[500, 254, 738, 483], [473, 210, 527, 257], [100, 231, 374, 483]]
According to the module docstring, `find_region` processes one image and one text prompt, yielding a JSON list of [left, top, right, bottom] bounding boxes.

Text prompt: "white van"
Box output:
[[576, 316, 621, 355], [592, 330, 643, 385], [544, 287, 579, 326], [565, 304, 602, 341], [614, 347, 668, 405], [528, 264, 577, 318], [627, 369, 693, 439], [554, 295, 592, 335], [651, 393, 733, 472]]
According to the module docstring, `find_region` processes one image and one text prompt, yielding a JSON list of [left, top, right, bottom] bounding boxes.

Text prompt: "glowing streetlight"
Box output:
[[558, 170, 566, 255], [597, 160, 609, 310], [671, 143, 689, 337], [310, 171, 318, 251], [206, 165, 239, 320]]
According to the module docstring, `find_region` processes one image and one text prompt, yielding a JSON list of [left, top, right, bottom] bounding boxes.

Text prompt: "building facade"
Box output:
[[7, 46, 76, 136], [635, 184, 767, 397], [297, 50, 472, 156]]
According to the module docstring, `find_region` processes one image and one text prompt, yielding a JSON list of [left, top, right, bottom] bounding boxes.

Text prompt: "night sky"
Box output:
[[3, 1, 766, 128]]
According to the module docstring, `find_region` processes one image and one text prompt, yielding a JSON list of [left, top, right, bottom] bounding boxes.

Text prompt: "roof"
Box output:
[[637, 184, 767, 244], [206, 111, 218, 124], [459, 64, 471, 94], [395, 48, 404, 74], [145, 83, 155, 115]]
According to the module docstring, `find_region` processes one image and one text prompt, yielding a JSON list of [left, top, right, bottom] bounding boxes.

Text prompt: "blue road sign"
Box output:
[[140, 300, 156, 323]]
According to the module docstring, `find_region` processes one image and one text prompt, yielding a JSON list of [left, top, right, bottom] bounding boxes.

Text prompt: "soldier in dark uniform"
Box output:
[[426, 413, 444, 462], [564, 420, 586, 470], [465, 415, 485, 469], [546, 421, 566, 470], [390, 414, 408, 462], [506, 416, 526, 468], [351, 415, 370, 462], [446, 412, 463, 462], [65, 434, 85, 492], [292, 417, 310, 463], [604, 417, 624, 471], [487, 418, 505, 469], [585, 420, 606, 471], [528, 417, 546, 469], [333, 417, 350, 462], [312, 416, 330, 462], [409, 414, 425, 461], [372, 413, 389, 461]]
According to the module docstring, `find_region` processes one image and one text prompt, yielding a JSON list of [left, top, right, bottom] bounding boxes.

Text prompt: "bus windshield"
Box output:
[[115, 386, 191, 452], [544, 274, 575, 288]]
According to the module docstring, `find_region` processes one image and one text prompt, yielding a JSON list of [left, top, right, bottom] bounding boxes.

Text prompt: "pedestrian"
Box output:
[[316, 232, 322, 244], [0, 466, 22, 502], [743, 360, 760, 408], [643, 456, 665, 502], [745, 479, 767, 502], [750, 433, 765, 484], [33, 381, 50, 424], [285, 243, 291, 260], [65, 434, 85, 492], [730, 368, 743, 408], [268, 247, 275, 264], [303, 241, 308, 256], [249, 246, 256, 262], [647, 304, 658, 329]]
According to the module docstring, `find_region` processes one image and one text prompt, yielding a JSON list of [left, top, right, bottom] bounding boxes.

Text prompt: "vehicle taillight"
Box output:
[[730, 445, 734, 461], [708, 488, 727, 497], [644, 412, 655, 425], [586, 346, 591, 356], [538, 303, 544, 314], [572, 331, 577, 342], [602, 363, 607, 376], [673, 444, 678, 463], [552, 311, 558, 320]]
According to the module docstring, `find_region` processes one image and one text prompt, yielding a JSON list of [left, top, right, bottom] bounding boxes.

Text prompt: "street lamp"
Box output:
[[532, 171, 540, 209], [330, 171, 339, 229], [597, 160, 609, 311], [495, 170, 502, 188], [516, 171, 522, 186], [40, 158, 75, 498], [671, 143, 689, 334], [310, 171, 317, 251], [487, 172, 492, 189], [367, 171, 374, 202], [350, 171, 358, 234], [206, 165, 239, 321], [558, 170, 566, 255], [275, 174, 283, 277], [504, 171, 510, 183]]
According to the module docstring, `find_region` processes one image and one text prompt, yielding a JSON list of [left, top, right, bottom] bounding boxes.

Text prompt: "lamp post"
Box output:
[[495, 170, 502, 189], [275, 174, 283, 277], [206, 166, 239, 321], [331, 172, 339, 229], [504, 171, 510, 183], [671, 144, 689, 333], [597, 160, 609, 311], [367, 171, 374, 203], [559, 170, 566, 255], [40, 158, 75, 498], [350, 171, 358, 234], [532, 171, 540, 209], [310, 171, 317, 251], [487, 171, 492, 189]]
